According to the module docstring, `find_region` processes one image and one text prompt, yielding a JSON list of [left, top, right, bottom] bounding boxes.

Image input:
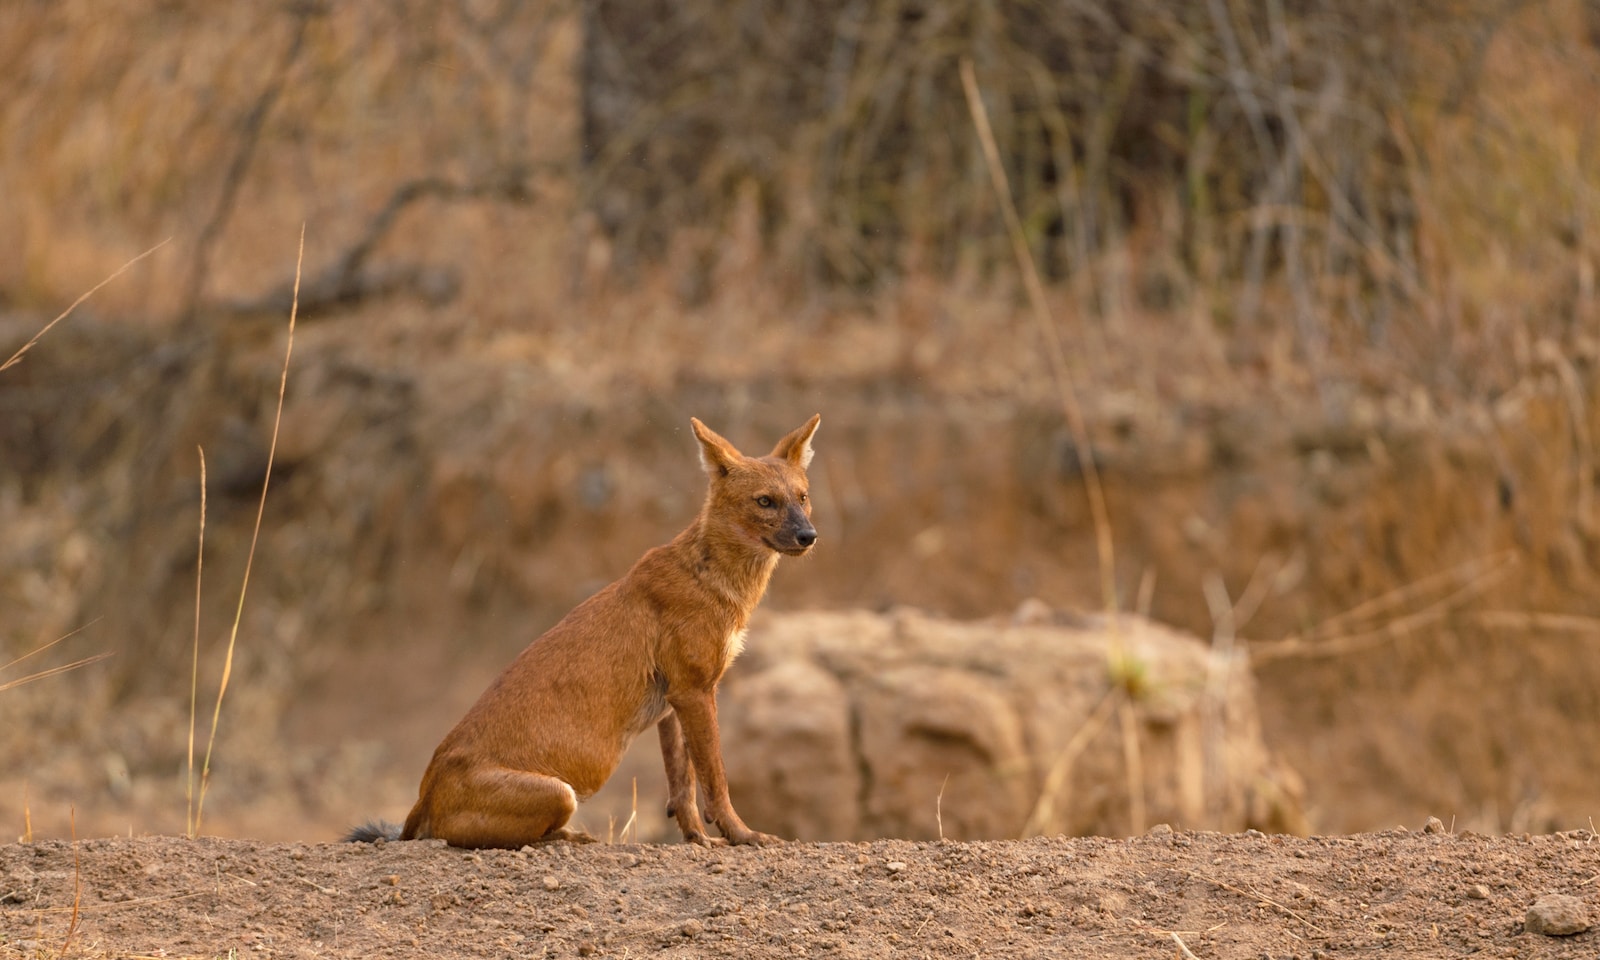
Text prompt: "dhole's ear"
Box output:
[[770, 414, 821, 469], [691, 418, 744, 478]]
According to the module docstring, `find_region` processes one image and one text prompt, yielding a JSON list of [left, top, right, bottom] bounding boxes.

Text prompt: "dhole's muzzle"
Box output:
[[771, 506, 816, 556]]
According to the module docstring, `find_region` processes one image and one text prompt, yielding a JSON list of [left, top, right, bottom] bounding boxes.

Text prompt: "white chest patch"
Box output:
[[723, 627, 749, 666]]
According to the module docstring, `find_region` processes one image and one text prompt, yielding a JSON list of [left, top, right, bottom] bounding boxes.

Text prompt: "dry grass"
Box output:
[[2, 2, 1594, 401], [964, 52, 1181, 839], [605, 778, 640, 845], [1021, 688, 1118, 838], [185, 448, 206, 839], [960, 57, 1118, 618], [572, 0, 1599, 395], [56, 808, 81, 960], [1253, 552, 1519, 664], [0, 623, 109, 696], [192, 227, 303, 836], [0, 239, 169, 373]]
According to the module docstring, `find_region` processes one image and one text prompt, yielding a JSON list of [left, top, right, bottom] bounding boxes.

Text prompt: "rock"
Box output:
[[717, 608, 1305, 841], [853, 663, 1031, 840], [1422, 816, 1446, 834], [1525, 894, 1590, 936], [718, 659, 860, 839]]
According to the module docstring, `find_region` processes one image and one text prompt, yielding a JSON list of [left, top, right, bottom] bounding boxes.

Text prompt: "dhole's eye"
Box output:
[[798, 493, 808, 504], [756, 495, 776, 508]]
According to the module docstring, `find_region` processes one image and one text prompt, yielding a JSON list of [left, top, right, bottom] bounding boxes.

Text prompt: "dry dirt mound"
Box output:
[[4, 829, 1599, 959]]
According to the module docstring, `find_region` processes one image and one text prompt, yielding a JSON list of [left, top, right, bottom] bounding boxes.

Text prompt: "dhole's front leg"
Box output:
[[667, 688, 780, 846], [657, 712, 713, 844]]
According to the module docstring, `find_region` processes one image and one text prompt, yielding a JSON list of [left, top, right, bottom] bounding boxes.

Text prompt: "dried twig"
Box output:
[[1189, 871, 1327, 936], [54, 808, 81, 960], [1254, 553, 1518, 664], [1022, 687, 1118, 837], [936, 773, 950, 841], [217, 171, 548, 319], [1475, 612, 1600, 636], [296, 876, 336, 896], [181, 7, 316, 324]]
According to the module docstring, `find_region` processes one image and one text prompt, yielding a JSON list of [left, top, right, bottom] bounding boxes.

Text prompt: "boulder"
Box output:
[[719, 606, 1305, 841]]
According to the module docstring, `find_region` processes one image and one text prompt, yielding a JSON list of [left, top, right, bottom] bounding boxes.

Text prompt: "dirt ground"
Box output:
[[4, 827, 1598, 959]]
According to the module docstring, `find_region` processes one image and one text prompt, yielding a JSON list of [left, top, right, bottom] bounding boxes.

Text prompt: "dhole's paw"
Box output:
[[553, 828, 600, 845], [726, 829, 782, 847], [684, 832, 728, 848]]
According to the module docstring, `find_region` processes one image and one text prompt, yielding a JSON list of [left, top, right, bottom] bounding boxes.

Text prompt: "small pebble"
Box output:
[[1422, 817, 1446, 835], [1466, 884, 1489, 900], [886, 861, 907, 873], [543, 876, 561, 891]]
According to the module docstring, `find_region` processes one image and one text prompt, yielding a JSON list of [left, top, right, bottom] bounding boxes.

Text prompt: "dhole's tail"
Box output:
[[344, 819, 403, 843]]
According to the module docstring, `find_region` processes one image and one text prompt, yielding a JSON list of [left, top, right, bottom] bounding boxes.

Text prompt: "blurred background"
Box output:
[[4, 0, 1600, 843]]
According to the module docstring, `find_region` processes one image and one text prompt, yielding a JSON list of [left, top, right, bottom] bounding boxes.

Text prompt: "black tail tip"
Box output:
[[344, 819, 403, 843]]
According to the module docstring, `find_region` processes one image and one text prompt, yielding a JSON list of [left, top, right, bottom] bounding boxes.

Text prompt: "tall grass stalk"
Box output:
[[55, 806, 80, 960], [0, 620, 110, 695], [186, 447, 206, 838], [194, 225, 303, 835], [960, 58, 1118, 623], [966, 59, 1156, 837], [0, 238, 170, 373]]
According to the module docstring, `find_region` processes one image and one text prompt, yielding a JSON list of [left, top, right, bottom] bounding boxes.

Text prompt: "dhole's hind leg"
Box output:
[[659, 712, 719, 845], [428, 766, 595, 849]]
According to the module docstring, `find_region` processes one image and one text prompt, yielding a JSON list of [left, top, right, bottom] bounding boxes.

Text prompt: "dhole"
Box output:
[[349, 415, 820, 848]]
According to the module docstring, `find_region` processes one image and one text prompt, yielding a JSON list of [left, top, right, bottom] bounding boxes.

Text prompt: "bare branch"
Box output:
[[180, 6, 319, 326], [215, 171, 546, 319]]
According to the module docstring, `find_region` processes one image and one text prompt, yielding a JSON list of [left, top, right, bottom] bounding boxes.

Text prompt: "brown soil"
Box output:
[[6, 828, 1599, 959]]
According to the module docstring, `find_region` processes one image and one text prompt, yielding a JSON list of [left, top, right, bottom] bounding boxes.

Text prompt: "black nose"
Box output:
[[796, 528, 817, 547]]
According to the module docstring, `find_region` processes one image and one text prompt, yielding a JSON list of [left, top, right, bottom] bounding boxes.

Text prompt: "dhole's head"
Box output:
[[691, 415, 820, 556]]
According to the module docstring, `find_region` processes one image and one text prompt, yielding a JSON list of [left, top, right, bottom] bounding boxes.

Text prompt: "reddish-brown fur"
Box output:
[[362, 415, 820, 849]]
